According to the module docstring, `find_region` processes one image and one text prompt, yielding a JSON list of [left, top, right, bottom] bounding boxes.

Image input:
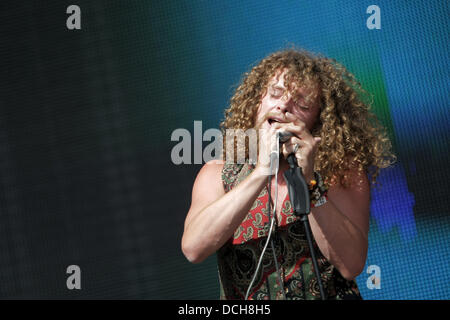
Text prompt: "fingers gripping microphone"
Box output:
[[270, 131, 294, 174], [276, 131, 309, 214], [277, 131, 297, 168]]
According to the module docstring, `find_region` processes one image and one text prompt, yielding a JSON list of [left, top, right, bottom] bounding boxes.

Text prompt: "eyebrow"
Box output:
[[270, 84, 304, 95]]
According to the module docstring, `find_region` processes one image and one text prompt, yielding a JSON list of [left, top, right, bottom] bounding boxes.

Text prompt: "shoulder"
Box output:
[[327, 167, 370, 236], [196, 160, 225, 182], [328, 169, 370, 205], [192, 160, 225, 196]]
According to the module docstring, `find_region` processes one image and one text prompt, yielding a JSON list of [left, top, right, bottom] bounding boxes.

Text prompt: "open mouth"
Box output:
[[268, 118, 282, 126]]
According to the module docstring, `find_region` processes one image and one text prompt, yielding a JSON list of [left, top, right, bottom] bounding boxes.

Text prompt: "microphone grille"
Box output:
[[278, 131, 293, 143]]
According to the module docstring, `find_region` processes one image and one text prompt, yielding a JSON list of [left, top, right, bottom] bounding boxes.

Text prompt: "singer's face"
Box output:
[[255, 69, 321, 131]]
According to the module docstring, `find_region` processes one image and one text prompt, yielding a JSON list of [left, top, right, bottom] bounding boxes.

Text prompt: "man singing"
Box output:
[[182, 48, 395, 300]]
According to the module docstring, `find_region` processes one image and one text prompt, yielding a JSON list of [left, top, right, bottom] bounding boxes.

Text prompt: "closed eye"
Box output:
[[269, 86, 285, 98], [294, 101, 309, 110], [270, 91, 283, 98]]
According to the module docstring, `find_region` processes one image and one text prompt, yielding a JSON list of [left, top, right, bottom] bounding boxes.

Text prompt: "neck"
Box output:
[[273, 159, 289, 185]]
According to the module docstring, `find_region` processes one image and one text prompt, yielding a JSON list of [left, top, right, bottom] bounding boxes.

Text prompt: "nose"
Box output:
[[275, 104, 288, 113], [275, 93, 293, 113], [275, 99, 294, 113]]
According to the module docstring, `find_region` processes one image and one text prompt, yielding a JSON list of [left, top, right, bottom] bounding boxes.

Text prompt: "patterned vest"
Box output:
[[217, 162, 362, 300]]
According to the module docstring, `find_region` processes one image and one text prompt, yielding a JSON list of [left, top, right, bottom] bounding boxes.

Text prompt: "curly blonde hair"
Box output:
[[220, 48, 396, 187]]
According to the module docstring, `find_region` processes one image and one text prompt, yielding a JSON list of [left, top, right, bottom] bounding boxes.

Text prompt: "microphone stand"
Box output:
[[283, 154, 327, 300]]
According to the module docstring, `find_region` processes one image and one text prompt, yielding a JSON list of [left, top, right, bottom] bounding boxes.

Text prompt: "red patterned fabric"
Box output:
[[218, 162, 363, 300]]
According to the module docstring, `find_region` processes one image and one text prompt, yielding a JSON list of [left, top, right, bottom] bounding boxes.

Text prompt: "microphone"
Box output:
[[276, 131, 298, 168], [269, 131, 295, 174], [278, 131, 293, 143]]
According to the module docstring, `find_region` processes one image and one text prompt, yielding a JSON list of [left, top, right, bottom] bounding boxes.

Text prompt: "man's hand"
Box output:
[[272, 112, 321, 181]]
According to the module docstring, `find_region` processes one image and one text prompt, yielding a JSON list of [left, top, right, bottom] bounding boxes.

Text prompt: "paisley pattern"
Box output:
[[218, 162, 362, 300]]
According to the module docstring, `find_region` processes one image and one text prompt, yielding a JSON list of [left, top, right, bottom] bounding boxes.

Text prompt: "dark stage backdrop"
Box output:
[[0, 1, 448, 299]]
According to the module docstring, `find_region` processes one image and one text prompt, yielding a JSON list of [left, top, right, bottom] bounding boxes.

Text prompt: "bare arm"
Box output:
[[309, 169, 370, 280], [276, 115, 370, 280], [182, 123, 280, 263], [181, 161, 268, 263]]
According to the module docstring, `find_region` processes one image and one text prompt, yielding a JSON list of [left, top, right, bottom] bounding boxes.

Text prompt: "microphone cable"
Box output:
[[245, 132, 286, 300]]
